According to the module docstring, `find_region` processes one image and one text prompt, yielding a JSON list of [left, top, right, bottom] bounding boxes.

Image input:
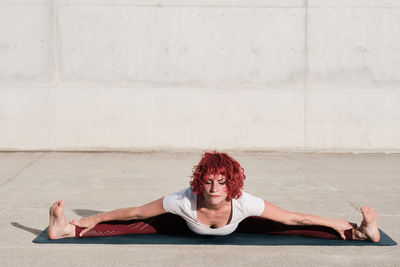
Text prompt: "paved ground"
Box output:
[[0, 151, 399, 266]]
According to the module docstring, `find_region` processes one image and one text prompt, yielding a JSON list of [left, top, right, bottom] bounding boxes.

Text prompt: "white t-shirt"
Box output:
[[163, 187, 265, 235]]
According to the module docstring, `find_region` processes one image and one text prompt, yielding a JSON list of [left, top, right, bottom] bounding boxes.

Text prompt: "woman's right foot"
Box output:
[[48, 200, 75, 239]]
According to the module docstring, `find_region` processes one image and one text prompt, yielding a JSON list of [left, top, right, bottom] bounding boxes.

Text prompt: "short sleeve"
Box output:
[[162, 188, 187, 215], [241, 191, 265, 216]]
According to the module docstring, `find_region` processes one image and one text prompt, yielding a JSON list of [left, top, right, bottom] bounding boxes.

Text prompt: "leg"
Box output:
[[74, 213, 191, 238], [236, 216, 355, 240], [48, 200, 190, 239]]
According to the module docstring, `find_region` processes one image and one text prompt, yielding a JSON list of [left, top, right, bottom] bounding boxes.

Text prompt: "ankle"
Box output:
[[68, 224, 76, 238]]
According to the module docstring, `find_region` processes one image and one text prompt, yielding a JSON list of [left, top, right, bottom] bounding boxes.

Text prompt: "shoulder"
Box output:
[[237, 190, 262, 202], [163, 187, 194, 214], [235, 190, 265, 216]]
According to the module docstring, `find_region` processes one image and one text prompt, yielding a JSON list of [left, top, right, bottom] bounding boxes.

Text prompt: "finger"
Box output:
[[340, 232, 346, 240], [79, 227, 92, 237]]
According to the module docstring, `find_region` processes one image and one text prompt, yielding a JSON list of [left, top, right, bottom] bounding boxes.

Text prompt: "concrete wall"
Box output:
[[1, 0, 399, 152]]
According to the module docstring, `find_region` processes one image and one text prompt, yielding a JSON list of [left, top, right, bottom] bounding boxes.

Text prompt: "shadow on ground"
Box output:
[[11, 222, 41, 236], [73, 209, 103, 217]]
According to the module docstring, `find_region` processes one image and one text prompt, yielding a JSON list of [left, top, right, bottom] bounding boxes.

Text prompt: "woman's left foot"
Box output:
[[358, 206, 380, 243]]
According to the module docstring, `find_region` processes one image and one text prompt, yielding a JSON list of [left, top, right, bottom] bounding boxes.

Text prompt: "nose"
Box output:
[[210, 182, 219, 192]]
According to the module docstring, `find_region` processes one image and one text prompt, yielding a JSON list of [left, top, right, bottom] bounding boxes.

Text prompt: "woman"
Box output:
[[48, 151, 380, 242]]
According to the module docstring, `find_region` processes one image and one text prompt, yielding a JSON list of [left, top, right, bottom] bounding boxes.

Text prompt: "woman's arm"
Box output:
[[93, 197, 166, 222], [71, 197, 166, 236], [260, 200, 353, 239]]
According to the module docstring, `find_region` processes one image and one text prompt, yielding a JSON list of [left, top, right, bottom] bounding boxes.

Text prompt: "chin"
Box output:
[[208, 196, 226, 203]]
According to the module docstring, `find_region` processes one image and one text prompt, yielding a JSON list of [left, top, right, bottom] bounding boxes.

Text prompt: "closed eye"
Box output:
[[205, 181, 225, 185]]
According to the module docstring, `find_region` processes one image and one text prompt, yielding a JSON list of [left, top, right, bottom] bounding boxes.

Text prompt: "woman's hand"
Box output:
[[70, 216, 99, 237], [332, 219, 353, 240]]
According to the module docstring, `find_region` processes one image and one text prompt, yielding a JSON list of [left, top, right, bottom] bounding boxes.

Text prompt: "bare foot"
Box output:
[[357, 206, 380, 243], [48, 200, 75, 239]]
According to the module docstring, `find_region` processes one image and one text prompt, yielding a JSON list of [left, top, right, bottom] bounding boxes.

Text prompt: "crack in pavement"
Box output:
[[0, 153, 45, 187]]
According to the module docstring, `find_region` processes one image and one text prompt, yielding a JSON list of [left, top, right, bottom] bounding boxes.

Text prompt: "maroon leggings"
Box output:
[[75, 213, 355, 240]]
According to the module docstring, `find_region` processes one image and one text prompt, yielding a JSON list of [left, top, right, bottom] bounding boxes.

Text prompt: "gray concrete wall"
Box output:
[[1, 0, 399, 152]]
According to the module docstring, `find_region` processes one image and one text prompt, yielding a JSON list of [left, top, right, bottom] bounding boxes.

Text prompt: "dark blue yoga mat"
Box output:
[[33, 227, 396, 246]]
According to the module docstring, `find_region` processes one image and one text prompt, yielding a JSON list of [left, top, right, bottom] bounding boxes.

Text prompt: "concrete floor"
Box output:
[[0, 152, 399, 266]]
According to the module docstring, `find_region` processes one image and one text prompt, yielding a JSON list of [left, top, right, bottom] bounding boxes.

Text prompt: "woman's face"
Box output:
[[201, 174, 229, 206]]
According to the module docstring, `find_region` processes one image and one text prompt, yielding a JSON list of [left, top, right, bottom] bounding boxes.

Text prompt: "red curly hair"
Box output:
[[190, 151, 246, 199]]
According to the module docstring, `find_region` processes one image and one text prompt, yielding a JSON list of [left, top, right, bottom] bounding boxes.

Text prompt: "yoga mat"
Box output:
[[33, 227, 396, 246]]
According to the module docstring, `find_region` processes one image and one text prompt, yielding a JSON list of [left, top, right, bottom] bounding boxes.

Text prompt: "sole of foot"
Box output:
[[360, 206, 380, 243]]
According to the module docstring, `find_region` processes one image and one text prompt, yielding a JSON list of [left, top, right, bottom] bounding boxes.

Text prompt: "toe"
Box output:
[[360, 207, 367, 216], [361, 206, 369, 212]]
